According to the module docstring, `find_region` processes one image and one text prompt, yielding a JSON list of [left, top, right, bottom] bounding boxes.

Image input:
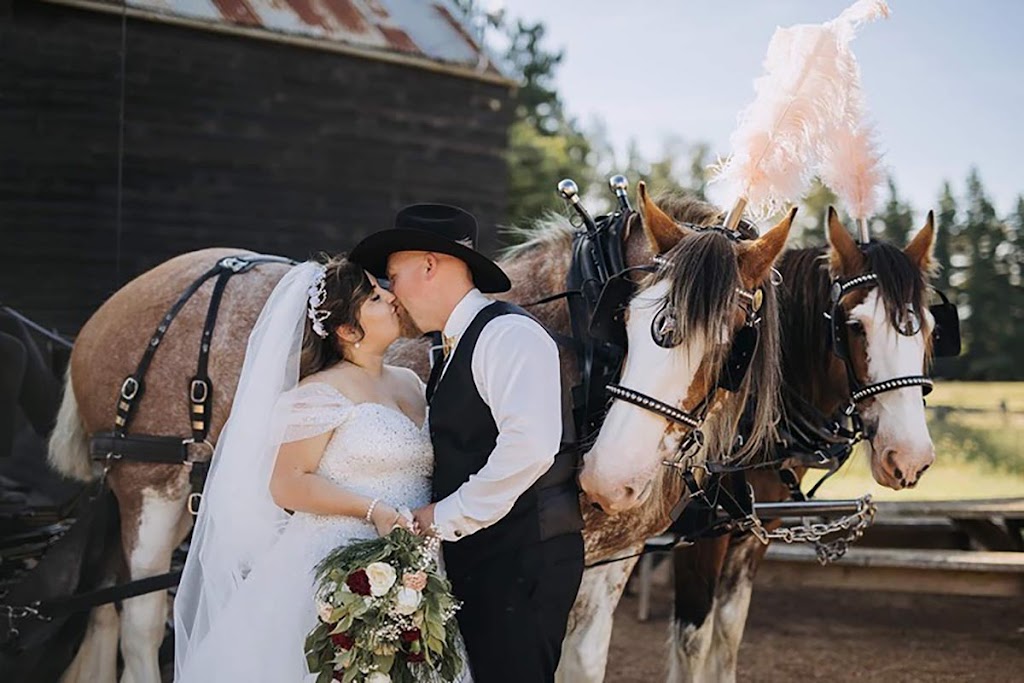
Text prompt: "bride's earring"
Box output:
[[354, 342, 361, 349]]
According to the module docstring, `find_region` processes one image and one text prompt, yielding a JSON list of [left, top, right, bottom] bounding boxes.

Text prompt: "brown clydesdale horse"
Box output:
[[668, 208, 941, 682], [47, 186, 794, 683]]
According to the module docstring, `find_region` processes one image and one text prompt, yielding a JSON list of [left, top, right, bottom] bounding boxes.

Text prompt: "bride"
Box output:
[[174, 255, 443, 681]]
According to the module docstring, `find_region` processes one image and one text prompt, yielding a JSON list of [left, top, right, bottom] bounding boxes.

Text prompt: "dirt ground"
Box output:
[[606, 580, 1024, 682]]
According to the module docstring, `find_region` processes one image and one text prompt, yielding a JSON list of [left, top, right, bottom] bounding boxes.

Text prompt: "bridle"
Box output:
[[766, 265, 962, 501], [827, 271, 960, 414], [602, 232, 768, 466]]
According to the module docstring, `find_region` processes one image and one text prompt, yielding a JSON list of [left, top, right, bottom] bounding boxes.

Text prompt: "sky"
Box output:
[[497, 0, 1024, 219]]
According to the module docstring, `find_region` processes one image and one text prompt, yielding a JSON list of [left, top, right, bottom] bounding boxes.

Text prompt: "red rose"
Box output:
[[405, 651, 425, 663], [332, 670, 345, 681], [331, 632, 355, 650], [400, 628, 421, 644], [346, 569, 371, 596]]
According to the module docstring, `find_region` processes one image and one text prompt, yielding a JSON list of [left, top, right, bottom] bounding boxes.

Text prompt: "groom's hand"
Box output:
[[412, 504, 436, 536]]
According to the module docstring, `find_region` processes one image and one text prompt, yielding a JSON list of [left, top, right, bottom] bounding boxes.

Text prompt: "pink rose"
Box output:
[[402, 571, 427, 592]]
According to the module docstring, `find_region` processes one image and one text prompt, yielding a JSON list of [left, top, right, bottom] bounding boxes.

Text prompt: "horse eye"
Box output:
[[846, 320, 865, 335], [897, 307, 922, 336], [651, 308, 678, 347]]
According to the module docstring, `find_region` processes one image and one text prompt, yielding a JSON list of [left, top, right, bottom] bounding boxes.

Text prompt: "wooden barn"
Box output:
[[0, 0, 515, 334]]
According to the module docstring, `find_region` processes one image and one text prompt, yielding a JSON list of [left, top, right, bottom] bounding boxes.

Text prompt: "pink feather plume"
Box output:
[[820, 121, 886, 221], [818, 0, 890, 219], [711, 0, 890, 219]]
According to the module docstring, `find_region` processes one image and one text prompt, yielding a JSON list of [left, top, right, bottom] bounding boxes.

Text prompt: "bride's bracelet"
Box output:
[[365, 497, 382, 523]]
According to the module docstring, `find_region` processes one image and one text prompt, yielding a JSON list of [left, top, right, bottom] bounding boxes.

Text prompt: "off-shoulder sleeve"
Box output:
[[275, 383, 354, 443]]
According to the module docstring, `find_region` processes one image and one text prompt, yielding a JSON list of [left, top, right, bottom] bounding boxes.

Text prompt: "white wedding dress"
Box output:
[[175, 381, 435, 682]]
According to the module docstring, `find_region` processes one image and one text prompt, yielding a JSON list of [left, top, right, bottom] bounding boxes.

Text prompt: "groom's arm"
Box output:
[[431, 316, 562, 542]]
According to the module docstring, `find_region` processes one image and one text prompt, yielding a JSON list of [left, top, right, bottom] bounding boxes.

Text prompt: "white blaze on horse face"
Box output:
[[579, 280, 708, 513], [850, 290, 936, 490]]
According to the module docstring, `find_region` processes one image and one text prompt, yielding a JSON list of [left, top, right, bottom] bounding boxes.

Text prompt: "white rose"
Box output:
[[316, 600, 334, 622], [394, 586, 422, 615], [367, 673, 391, 683], [365, 562, 397, 597]]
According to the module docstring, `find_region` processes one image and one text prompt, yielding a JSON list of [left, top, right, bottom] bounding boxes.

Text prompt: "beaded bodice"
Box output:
[[277, 381, 433, 543]]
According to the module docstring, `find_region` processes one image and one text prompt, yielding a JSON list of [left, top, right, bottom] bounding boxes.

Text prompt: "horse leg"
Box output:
[[60, 604, 120, 683], [116, 479, 190, 683], [667, 535, 729, 683], [703, 533, 767, 682], [556, 553, 639, 683]]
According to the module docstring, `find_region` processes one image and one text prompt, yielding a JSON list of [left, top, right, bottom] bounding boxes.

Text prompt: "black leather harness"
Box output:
[[88, 254, 296, 513]]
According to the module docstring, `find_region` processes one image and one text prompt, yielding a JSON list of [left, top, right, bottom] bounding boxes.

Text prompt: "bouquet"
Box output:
[[305, 528, 463, 683]]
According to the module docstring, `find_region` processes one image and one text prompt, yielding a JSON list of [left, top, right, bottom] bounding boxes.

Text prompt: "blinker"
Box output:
[[719, 325, 758, 392]]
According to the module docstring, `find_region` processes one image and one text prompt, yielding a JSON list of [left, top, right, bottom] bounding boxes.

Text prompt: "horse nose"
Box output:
[[882, 446, 935, 490], [583, 484, 636, 515]]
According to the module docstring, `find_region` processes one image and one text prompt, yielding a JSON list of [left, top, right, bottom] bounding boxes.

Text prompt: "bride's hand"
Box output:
[[370, 503, 416, 536]]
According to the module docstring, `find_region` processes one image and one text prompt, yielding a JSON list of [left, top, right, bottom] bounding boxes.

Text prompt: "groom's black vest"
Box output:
[[426, 302, 583, 569]]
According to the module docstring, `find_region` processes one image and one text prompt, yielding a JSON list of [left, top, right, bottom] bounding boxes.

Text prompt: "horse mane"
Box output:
[[861, 240, 930, 324], [778, 247, 834, 401], [500, 212, 576, 262], [652, 192, 783, 466], [499, 193, 739, 263]]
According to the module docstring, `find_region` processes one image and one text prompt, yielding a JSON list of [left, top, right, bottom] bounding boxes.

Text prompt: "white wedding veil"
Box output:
[[174, 261, 322, 677]]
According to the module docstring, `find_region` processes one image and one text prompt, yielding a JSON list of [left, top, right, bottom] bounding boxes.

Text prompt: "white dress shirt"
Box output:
[[431, 289, 563, 542]]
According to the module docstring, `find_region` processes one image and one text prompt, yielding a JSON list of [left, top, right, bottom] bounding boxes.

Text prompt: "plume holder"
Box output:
[[857, 217, 870, 244], [723, 197, 748, 230]]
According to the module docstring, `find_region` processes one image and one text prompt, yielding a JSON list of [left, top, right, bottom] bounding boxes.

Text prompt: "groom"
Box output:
[[351, 204, 584, 682]]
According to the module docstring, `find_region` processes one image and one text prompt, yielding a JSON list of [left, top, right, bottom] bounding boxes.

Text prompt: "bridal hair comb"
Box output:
[[307, 266, 330, 338]]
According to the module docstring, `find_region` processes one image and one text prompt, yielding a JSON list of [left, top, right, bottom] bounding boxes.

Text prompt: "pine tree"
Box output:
[[961, 169, 1014, 379], [876, 177, 914, 245], [799, 178, 839, 246], [1007, 196, 1024, 379], [934, 181, 957, 294]]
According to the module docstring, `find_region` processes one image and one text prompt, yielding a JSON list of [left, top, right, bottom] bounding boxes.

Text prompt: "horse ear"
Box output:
[[737, 207, 796, 286], [637, 181, 684, 253], [905, 210, 936, 273], [827, 206, 866, 276]]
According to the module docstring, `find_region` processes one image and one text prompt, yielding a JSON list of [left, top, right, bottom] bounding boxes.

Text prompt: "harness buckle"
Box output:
[[187, 492, 202, 516], [662, 459, 688, 472], [184, 438, 215, 462], [121, 377, 140, 401], [190, 379, 209, 404], [218, 256, 251, 273]]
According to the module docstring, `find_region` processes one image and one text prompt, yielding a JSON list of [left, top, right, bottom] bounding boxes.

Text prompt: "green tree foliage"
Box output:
[[875, 177, 914, 245], [797, 178, 839, 245], [934, 181, 957, 293], [958, 169, 1016, 379], [1008, 196, 1024, 377], [454, 2, 595, 228], [459, 5, 1022, 381]]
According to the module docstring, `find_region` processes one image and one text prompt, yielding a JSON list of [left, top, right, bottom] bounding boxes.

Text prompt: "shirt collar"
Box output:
[[442, 288, 490, 344]]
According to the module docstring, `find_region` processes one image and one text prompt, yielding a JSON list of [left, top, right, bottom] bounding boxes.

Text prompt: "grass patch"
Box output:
[[928, 381, 1024, 411], [805, 450, 1024, 501], [804, 382, 1024, 500]]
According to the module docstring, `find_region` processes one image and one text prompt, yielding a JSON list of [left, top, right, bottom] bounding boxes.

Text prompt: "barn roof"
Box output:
[[50, 0, 514, 85]]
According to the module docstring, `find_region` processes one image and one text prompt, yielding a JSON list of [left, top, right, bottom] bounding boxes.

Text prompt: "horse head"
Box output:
[[579, 183, 794, 513], [824, 207, 946, 489]]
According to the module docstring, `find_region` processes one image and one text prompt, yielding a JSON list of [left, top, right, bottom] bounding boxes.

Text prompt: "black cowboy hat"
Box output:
[[350, 203, 511, 294]]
